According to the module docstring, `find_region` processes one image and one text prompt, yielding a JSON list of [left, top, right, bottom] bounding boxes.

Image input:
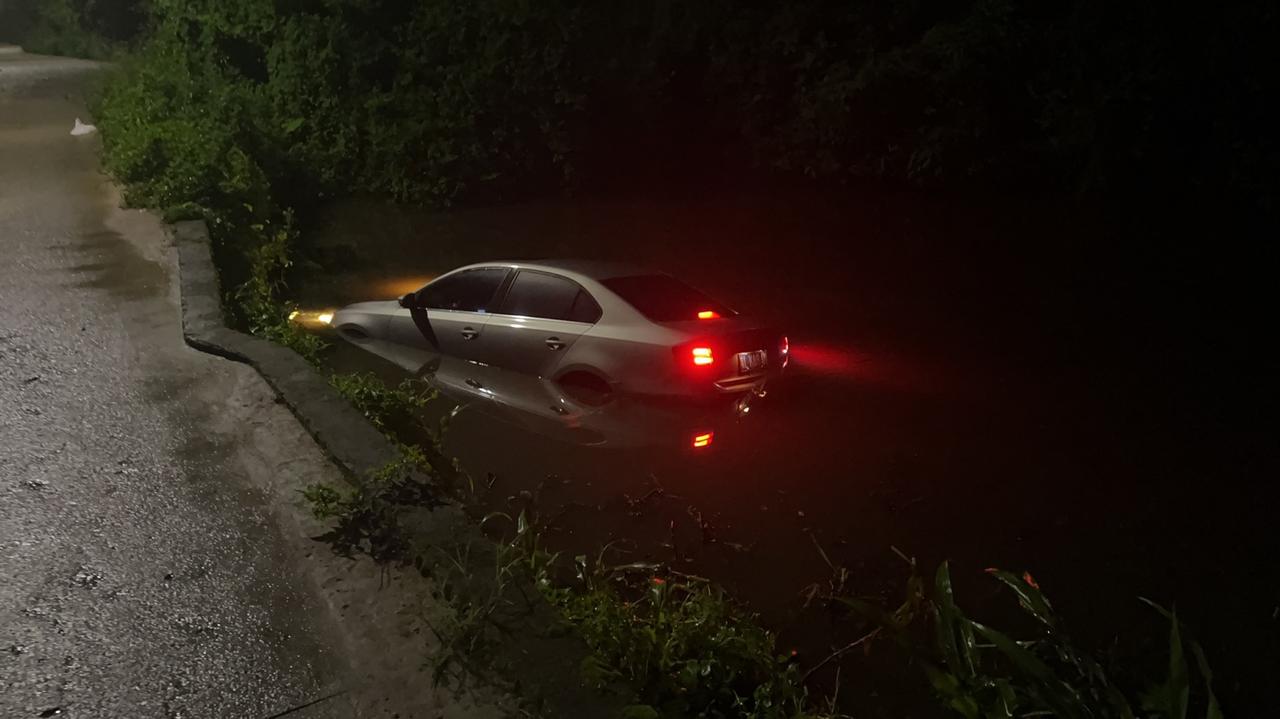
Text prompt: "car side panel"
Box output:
[[565, 325, 689, 396], [386, 307, 494, 362], [474, 315, 591, 378]]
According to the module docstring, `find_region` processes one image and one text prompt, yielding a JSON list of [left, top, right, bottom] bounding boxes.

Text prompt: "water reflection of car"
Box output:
[[331, 260, 788, 399], [334, 336, 755, 449]]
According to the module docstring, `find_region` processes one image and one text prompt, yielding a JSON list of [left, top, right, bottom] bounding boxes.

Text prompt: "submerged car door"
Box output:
[[478, 269, 602, 378], [386, 267, 510, 362]]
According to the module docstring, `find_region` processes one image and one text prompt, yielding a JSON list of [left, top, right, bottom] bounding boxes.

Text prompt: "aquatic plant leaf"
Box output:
[[986, 569, 1057, 629], [1138, 599, 1190, 719], [969, 621, 1088, 719], [922, 662, 980, 719], [1190, 642, 1224, 719], [934, 561, 977, 679]]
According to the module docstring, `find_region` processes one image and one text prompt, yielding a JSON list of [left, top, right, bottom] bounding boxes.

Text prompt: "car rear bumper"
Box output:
[[713, 372, 771, 393], [711, 349, 787, 393]]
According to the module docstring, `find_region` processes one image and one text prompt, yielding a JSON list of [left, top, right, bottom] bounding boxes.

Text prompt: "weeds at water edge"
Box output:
[[843, 555, 1226, 719]]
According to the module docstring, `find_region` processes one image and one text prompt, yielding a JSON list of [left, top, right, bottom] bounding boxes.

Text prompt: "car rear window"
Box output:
[[600, 274, 733, 322], [498, 270, 602, 323]]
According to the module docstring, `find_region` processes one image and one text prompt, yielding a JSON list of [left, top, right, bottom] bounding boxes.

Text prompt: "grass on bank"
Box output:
[[305, 373, 1227, 719]]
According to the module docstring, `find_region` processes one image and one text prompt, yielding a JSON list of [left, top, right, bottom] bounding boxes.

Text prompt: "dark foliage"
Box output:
[[0, 0, 145, 57], [848, 561, 1225, 719], [14, 0, 1276, 207]]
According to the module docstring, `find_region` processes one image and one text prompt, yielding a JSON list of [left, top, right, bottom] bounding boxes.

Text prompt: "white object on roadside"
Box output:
[[70, 118, 97, 136]]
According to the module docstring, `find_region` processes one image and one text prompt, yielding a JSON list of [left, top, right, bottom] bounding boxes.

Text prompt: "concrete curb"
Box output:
[[171, 219, 629, 717], [174, 220, 400, 478], [0, 45, 24, 56]]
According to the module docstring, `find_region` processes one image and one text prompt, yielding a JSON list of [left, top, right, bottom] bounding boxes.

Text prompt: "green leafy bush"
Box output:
[[1, 0, 141, 59], [230, 212, 327, 364], [328, 372, 435, 441], [303, 450, 440, 561], [89, 0, 593, 338], [22, 0, 1280, 206], [549, 557, 815, 719], [98, 0, 583, 207]]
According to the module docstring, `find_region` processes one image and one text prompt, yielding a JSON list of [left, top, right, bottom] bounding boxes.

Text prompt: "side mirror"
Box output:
[[398, 292, 416, 309]]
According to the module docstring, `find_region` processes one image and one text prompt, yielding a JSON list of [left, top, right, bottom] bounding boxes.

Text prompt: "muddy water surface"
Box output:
[[296, 191, 1275, 713]]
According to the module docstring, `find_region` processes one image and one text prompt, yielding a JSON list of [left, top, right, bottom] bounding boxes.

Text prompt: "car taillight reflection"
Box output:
[[697, 310, 720, 320], [692, 431, 714, 448], [781, 335, 790, 367], [691, 346, 714, 366]]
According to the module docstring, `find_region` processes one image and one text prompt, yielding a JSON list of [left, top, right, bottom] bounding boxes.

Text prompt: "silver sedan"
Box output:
[[331, 260, 788, 398]]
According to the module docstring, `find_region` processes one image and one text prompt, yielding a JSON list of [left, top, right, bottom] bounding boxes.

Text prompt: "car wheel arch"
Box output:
[[553, 366, 617, 406]]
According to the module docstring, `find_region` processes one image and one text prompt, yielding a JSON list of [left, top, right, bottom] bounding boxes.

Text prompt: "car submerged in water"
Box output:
[[330, 260, 789, 402]]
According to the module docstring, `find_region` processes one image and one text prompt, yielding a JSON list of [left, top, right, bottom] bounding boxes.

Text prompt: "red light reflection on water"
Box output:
[[788, 343, 866, 376], [788, 341, 936, 393]]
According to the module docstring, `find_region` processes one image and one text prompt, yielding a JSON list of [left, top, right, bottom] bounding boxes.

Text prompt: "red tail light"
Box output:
[[692, 431, 714, 448], [697, 310, 720, 320], [674, 342, 719, 370]]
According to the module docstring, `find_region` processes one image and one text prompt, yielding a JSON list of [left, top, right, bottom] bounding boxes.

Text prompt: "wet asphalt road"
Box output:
[[0, 51, 354, 718]]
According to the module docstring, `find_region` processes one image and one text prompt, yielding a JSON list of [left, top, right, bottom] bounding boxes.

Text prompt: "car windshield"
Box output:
[[600, 274, 734, 322]]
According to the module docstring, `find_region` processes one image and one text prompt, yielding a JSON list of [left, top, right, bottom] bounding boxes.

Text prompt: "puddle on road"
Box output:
[[62, 229, 166, 301]]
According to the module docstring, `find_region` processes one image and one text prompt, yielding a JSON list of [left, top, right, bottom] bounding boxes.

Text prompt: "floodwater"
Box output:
[[295, 190, 1275, 713]]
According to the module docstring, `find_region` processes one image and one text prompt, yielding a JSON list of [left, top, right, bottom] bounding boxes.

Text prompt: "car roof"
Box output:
[[473, 259, 653, 282]]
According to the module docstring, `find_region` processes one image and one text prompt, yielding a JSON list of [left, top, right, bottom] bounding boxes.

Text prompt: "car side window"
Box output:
[[498, 271, 602, 323], [567, 288, 603, 323], [418, 268, 508, 312]]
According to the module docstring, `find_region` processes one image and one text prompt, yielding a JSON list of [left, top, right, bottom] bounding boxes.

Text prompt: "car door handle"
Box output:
[[465, 378, 484, 389], [460, 327, 479, 340], [545, 337, 566, 350]]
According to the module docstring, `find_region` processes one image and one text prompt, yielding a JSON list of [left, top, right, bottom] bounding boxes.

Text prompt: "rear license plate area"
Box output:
[[736, 350, 768, 373]]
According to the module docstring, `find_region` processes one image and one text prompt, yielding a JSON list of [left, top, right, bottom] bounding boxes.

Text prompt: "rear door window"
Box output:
[[498, 270, 602, 323], [600, 274, 732, 322], [419, 268, 509, 312]]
